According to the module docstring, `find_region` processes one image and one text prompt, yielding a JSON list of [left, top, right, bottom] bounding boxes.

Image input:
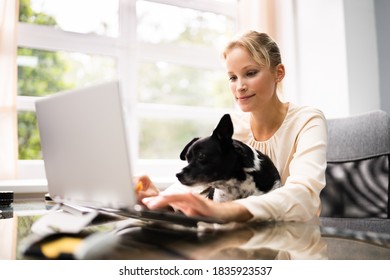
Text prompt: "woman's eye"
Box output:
[[229, 76, 237, 82], [247, 70, 258, 77]]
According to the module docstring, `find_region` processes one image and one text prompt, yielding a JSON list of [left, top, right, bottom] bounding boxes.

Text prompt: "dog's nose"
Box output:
[[176, 172, 186, 183]]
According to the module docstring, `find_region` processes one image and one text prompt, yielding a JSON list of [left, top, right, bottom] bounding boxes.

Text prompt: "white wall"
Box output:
[[375, 0, 390, 114], [239, 0, 382, 118], [291, 0, 380, 118], [292, 0, 350, 118], [344, 0, 380, 116]]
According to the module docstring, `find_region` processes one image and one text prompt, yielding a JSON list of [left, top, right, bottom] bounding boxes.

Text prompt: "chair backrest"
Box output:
[[320, 110, 390, 218]]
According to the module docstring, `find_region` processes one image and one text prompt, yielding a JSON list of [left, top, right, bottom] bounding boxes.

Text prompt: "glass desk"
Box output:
[[1, 197, 390, 260]]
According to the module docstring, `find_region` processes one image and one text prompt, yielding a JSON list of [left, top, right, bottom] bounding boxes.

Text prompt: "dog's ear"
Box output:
[[180, 137, 200, 160], [212, 114, 233, 142]]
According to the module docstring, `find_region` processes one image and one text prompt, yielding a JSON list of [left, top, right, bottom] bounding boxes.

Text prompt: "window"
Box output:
[[17, 0, 238, 186], [19, 0, 119, 37], [136, 0, 234, 48]]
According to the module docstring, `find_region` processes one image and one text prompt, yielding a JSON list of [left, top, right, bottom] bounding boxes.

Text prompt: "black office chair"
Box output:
[[320, 110, 390, 219]]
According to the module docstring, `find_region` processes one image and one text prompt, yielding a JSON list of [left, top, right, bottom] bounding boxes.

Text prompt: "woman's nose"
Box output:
[[237, 79, 247, 92]]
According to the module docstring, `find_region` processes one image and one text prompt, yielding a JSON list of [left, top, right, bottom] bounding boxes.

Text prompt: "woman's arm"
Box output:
[[142, 192, 253, 222], [136, 175, 253, 222]]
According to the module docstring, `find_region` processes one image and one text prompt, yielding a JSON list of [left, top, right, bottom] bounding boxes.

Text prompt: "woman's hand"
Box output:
[[134, 175, 160, 203], [142, 192, 253, 223]]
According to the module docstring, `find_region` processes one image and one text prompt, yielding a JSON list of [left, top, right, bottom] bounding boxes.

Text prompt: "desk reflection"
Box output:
[[5, 210, 390, 260], [112, 221, 327, 260]]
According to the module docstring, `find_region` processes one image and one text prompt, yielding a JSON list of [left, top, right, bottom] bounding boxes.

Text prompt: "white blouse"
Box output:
[[231, 103, 328, 222]]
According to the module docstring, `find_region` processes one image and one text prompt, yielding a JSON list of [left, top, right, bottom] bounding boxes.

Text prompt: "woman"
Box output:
[[138, 31, 327, 223]]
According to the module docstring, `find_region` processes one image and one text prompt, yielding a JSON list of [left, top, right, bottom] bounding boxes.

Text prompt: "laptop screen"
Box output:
[[36, 81, 136, 209]]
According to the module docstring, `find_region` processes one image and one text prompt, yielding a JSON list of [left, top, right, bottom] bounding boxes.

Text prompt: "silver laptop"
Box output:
[[35, 81, 224, 227]]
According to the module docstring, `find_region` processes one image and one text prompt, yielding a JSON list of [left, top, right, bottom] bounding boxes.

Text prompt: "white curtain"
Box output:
[[0, 0, 19, 180], [237, 0, 278, 38]]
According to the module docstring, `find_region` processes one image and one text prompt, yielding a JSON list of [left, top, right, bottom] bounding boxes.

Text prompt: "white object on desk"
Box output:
[[31, 209, 98, 235]]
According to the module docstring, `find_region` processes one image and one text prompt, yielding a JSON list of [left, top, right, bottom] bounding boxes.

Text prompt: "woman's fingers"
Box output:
[[143, 193, 214, 217], [142, 192, 253, 223], [134, 175, 160, 202], [136, 175, 153, 191]]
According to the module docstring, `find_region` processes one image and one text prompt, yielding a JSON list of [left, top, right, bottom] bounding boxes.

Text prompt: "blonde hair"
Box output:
[[223, 31, 282, 70]]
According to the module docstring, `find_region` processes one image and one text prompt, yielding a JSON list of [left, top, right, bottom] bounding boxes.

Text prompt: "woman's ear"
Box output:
[[275, 63, 285, 82]]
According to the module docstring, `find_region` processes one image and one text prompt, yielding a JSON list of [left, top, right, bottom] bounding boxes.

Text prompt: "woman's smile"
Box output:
[[236, 93, 256, 101]]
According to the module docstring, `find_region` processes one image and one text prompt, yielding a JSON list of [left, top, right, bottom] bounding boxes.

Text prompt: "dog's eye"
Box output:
[[198, 152, 207, 162]]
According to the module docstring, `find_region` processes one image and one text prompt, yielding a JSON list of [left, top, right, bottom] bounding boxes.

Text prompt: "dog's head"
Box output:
[[176, 114, 239, 186]]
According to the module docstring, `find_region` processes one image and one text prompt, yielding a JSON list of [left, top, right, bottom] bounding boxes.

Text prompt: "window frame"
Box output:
[[15, 0, 238, 190]]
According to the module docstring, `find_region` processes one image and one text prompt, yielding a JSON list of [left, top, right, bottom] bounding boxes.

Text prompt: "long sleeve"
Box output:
[[232, 104, 328, 222]]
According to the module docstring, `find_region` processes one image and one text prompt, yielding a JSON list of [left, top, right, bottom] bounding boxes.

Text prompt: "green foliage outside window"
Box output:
[[18, 0, 73, 159]]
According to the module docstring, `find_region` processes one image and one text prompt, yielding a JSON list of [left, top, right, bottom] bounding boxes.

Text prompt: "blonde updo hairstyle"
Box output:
[[223, 31, 282, 72]]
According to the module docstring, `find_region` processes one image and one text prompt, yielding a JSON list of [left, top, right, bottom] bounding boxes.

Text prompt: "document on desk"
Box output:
[[31, 210, 98, 235]]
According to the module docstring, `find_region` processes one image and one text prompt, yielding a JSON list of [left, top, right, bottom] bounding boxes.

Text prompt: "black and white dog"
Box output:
[[176, 114, 281, 202]]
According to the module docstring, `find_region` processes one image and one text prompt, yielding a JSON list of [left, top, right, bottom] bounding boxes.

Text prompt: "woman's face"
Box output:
[[225, 47, 278, 112]]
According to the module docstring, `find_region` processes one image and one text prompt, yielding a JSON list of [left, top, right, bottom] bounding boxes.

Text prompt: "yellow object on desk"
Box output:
[[135, 181, 143, 193], [41, 237, 83, 259]]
